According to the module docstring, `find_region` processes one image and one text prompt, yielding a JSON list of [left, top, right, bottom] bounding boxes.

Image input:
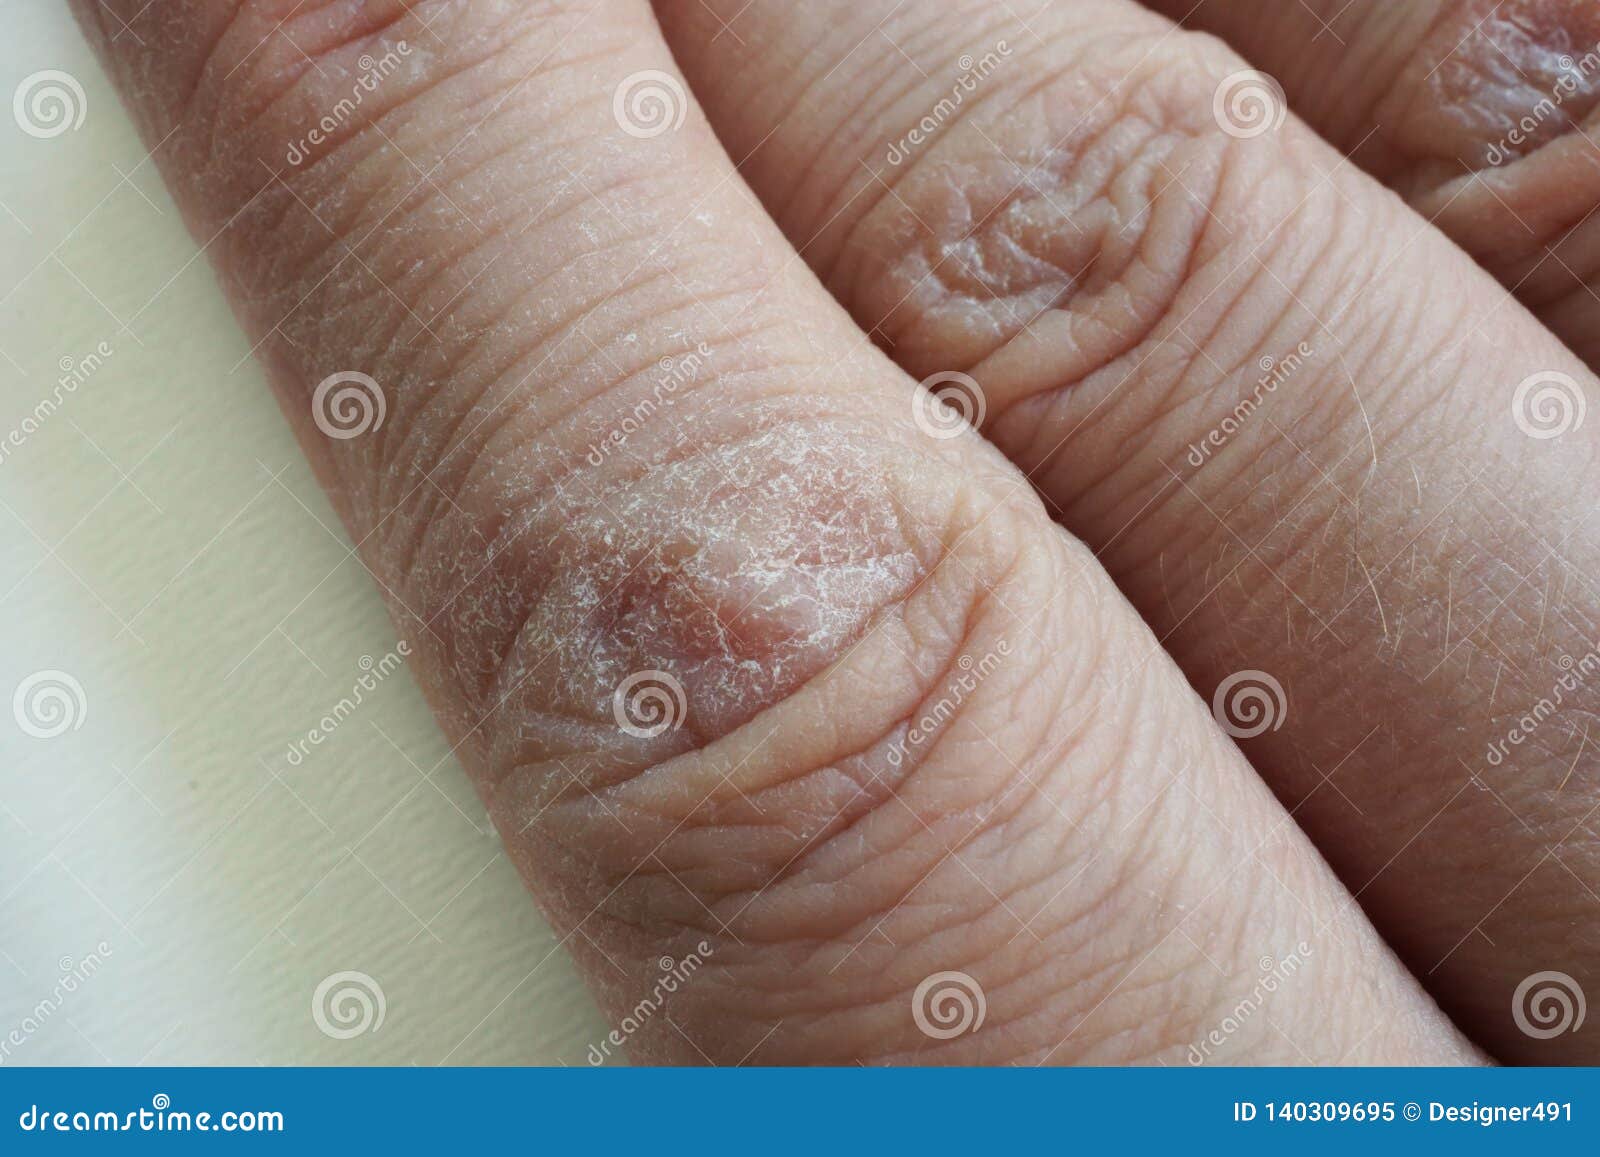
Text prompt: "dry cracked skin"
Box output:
[[1141, 0, 1600, 365]]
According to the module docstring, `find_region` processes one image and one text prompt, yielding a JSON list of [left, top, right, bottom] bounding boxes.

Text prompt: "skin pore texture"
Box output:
[[68, 0, 1593, 1065]]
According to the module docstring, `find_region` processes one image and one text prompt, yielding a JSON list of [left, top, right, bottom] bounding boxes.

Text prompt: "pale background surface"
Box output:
[[0, 1, 607, 1065]]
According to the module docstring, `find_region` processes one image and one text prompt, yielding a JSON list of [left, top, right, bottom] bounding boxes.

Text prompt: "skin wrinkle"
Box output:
[[837, 34, 1189, 260], [786, 8, 1035, 230], [169, 3, 249, 130], [772, 36, 929, 226], [870, 159, 1101, 360], [599, 715, 1027, 938], [374, 241, 787, 550], [528, 505, 1088, 934], [1008, 132, 1225, 394], [242, 11, 586, 156], [377, 255, 691, 525], [415, 259, 712, 476], [1146, 0, 1600, 371], [195, 5, 421, 172], [858, 132, 1217, 401], [687, 808, 1140, 1041], [621, 735, 904, 852], [817, 26, 1131, 275], [805, 841, 1136, 1037], [994, 139, 1290, 527], [368, 165, 660, 361], [215, 41, 665, 438]]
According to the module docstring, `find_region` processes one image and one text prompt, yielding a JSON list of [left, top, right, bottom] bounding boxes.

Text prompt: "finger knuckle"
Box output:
[[1377, 0, 1600, 188], [1379, 1, 1600, 334], [821, 23, 1318, 432], [411, 404, 1167, 1060]]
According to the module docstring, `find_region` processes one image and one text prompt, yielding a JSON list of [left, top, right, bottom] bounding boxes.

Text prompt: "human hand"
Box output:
[[72, 0, 1600, 1064]]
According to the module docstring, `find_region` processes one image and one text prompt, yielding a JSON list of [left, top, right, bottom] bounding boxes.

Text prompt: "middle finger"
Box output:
[[657, 0, 1600, 1061]]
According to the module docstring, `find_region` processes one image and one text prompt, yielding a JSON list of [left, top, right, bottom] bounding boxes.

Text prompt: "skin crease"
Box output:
[[1139, 0, 1600, 368], [653, 0, 1600, 1063], [68, 0, 1488, 1065]]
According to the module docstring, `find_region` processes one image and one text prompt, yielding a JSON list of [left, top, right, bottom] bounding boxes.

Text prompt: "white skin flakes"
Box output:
[[408, 419, 929, 788]]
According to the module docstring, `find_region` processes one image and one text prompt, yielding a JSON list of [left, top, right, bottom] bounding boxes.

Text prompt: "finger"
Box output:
[[656, 0, 1600, 1061], [73, 0, 1477, 1065], [1141, 0, 1600, 368]]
